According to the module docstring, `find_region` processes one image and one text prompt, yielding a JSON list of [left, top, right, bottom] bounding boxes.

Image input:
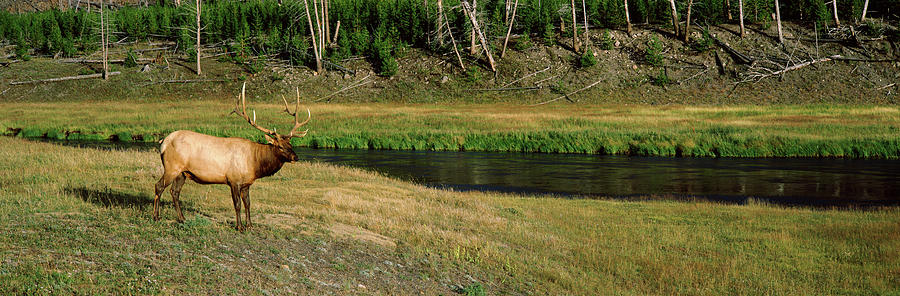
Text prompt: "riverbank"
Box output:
[[1, 137, 898, 294], [2, 101, 899, 158]]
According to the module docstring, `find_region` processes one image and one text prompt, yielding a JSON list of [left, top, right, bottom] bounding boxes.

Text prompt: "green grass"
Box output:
[[2, 102, 900, 158], [1, 137, 898, 295]]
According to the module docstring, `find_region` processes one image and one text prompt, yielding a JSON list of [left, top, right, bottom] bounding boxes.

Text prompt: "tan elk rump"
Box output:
[[154, 83, 310, 231]]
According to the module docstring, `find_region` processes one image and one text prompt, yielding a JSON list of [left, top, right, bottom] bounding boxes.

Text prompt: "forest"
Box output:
[[1, 0, 894, 76]]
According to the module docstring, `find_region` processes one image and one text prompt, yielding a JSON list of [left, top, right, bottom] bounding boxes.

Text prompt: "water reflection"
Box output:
[[296, 149, 900, 208]]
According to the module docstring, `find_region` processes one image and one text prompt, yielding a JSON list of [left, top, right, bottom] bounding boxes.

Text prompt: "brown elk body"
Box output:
[[154, 83, 309, 231]]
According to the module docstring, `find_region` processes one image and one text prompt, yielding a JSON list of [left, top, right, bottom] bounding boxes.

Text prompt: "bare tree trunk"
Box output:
[[313, 0, 325, 72], [775, 0, 783, 43], [196, 0, 201, 75], [101, 0, 108, 80], [470, 0, 477, 55], [303, 0, 323, 73], [725, 0, 732, 20], [860, 0, 869, 22], [572, 0, 579, 52], [333, 21, 341, 44], [683, 0, 693, 42], [462, 1, 496, 72], [831, 0, 840, 26], [501, 0, 519, 58], [437, 0, 444, 46], [505, 0, 510, 24], [582, 0, 589, 49], [443, 11, 465, 70], [624, 0, 632, 35], [668, 0, 680, 37], [738, 0, 745, 37], [324, 0, 330, 46]]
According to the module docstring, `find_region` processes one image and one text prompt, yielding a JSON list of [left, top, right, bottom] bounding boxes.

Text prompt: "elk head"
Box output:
[[231, 82, 311, 162]]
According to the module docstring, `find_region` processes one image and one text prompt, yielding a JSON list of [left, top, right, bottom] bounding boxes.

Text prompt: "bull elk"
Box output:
[[154, 82, 310, 231]]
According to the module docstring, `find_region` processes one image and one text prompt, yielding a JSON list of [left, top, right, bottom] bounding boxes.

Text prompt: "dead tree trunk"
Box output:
[[470, 0, 477, 55], [738, 0, 745, 37], [683, 0, 693, 42], [324, 0, 330, 46], [860, 0, 869, 22], [831, 0, 840, 26], [462, 1, 497, 72], [725, 0, 732, 20], [501, 0, 519, 58], [437, 0, 445, 46], [443, 11, 465, 70], [313, 0, 325, 73], [582, 0, 589, 49], [332, 20, 340, 44], [571, 0, 579, 52], [668, 0, 680, 38], [775, 0, 783, 43], [101, 0, 108, 80], [195, 0, 201, 75], [303, 0, 323, 73], [624, 0, 632, 35]]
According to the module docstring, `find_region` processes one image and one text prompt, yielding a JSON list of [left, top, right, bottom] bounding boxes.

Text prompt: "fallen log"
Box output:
[[59, 58, 155, 64], [10, 72, 121, 85], [474, 86, 542, 91], [530, 78, 604, 106], [501, 66, 550, 88], [0, 60, 21, 66], [143, 79, 227, 86], [710, 34, 754, 64]]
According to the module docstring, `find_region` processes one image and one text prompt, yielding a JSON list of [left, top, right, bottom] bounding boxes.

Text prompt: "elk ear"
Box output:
[[263, 134, 277, 144]]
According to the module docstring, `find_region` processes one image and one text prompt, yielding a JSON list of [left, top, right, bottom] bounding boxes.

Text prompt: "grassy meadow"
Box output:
[[1, 136, 898, 294], [1, 101, 899, 158]]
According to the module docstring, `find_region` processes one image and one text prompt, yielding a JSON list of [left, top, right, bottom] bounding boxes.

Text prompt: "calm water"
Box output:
[[38, 140, 900, 207], [296, 149, 900, 207]]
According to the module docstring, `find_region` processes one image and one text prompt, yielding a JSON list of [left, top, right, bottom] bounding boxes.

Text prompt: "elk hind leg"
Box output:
[[240, 185, 252, 231], [169, 172, 187, 223], [230, 184, 244, 232], [154, 171, 180, 221]]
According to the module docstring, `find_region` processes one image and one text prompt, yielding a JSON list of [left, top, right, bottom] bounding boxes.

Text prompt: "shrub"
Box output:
[[599, 29, 614, 50], [645, 35, 664, 66], [579, 48, 597, 68], [651, 68, 670, 86], [513, 33, 532, 51], [690, 28, 714, 52], [371, 31, 398, 77], [464, 67, 482, 83], [247, 56, 266, 74], [124, 49, 138, 68]]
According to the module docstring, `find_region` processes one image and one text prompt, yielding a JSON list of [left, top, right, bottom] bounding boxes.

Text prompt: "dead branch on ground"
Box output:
[[10, 72, 122, 85], [737, 55, 841, 84], [530, 78, 604, 106], [314, 74, 373, 102], [501, 66, 550, 88]]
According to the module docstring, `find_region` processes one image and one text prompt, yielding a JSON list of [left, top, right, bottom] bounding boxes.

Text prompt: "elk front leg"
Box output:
[[230, 184, 244, 232], [240, 185, 252, 231], [170, 173, 187, 223]]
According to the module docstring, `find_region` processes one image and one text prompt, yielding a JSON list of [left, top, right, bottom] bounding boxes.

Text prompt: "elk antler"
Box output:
[[233, 82, 277, 135], [280, 86, 311, 138]]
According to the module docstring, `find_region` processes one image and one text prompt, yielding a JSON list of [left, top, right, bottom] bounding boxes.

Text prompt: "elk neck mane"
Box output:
[[252, 142, 287, 178]]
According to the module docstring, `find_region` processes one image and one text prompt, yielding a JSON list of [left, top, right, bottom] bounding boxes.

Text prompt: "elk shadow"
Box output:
[[65, 186, 157, 210]]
